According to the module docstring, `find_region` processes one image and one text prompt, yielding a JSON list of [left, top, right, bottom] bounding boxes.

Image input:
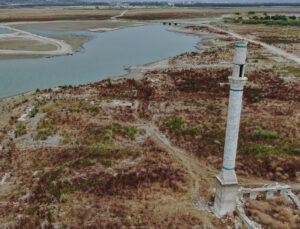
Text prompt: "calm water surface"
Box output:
[[0, 28, 13, 34], [0, 24, 200, 97]]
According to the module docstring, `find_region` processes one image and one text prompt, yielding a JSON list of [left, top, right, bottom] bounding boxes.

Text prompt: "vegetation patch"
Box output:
[[74, 158, 96, 168], [15, 123, 27, 138], [251, 130, 278, 139], [30, 108, 39, 118], [164, 116, 186, 136], [86, 106, 100, 113], [240, 144, 279, 156], [32, 151, 183, 205], [229, 13, 300, 27], [35, 129, 56, 140], [285, 66, 300, 78], [259, 36, 300, 44], [110, 124, 138, 140]]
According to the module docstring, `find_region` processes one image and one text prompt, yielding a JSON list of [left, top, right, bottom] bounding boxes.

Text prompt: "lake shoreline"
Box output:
[[0, 22, 218, 103], [0, 23, 202, 98], [121, 25, 220, 80]]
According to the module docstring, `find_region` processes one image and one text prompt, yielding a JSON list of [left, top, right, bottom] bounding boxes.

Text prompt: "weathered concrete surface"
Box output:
[[214, 42, 248, 216]]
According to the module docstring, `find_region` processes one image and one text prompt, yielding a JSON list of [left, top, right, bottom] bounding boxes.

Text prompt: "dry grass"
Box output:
[[246, 196, 300, 228], [0, 8, 119, 22], [221, 21, 300, 56]]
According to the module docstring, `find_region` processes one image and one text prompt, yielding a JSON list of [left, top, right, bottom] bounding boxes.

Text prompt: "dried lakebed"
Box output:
[[0, 24, 201, 98]]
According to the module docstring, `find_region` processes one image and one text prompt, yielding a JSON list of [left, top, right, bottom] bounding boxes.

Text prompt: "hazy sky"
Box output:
[[2, 0, 300, 3]]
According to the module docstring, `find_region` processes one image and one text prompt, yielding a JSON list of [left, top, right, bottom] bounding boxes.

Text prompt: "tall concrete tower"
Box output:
[[214, 41, 248, 217]]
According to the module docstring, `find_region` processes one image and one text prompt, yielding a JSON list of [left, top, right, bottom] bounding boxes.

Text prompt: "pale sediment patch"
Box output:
[[0, 24, 73, 56], [50, 35, 90, 52], [88, 27, 121, 32]]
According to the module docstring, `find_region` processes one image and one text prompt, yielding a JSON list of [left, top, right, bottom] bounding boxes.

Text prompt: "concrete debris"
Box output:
[[236, 183, 300, 229], [18, 106, 33, 121], [100, 99, 138, 109]]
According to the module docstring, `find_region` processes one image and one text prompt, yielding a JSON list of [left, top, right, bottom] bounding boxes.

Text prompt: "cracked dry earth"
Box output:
[[0, 25, 299, 228]]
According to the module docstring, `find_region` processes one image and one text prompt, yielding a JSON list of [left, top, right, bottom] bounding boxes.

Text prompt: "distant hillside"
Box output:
[[1, 0, 300, 7]]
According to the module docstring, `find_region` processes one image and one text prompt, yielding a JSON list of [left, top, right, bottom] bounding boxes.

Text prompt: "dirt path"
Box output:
[[204, 24, 300, 64], [0, 24, 72, 55], [133, 122, 218, 203], [134, 121, 299, 202], [111, 10, 128, 20]]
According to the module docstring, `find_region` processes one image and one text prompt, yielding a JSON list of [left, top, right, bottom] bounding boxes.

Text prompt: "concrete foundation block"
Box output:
[[266, 190, 274, 199], [214, 176, 238, 217], [280, 189, 288, 196], [249, 191, 257, 200], [217, 168, 238, 185]]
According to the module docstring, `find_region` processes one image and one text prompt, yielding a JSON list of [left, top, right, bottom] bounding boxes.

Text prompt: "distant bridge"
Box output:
[[162, 22, 181, 26]]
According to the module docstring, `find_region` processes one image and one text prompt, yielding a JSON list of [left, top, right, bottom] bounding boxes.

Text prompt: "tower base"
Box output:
[[213, 175, 238, 217]]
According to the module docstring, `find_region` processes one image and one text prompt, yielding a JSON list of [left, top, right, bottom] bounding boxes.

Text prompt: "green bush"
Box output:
[[241, 144, 279, 156], [165, 117, 186, 136], [60, 193, 68, 203], [46, 208, 54, 224], [77, 159, 96, 168], [30, 108, 39, 118], [252, 130, 278, 139], [15, 124, 27, 138], [110, 124, 137, 140], [36, 129, 54, 140], [86, 106, 100, 113], [184, 127, 200, 136], [207, 103, 215, 110], [102, 160, 112, 167], [282, 146, 300, 155]]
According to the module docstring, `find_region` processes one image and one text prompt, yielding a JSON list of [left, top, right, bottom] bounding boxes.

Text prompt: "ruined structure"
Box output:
[[237, 184, 300, 229], [214, 41, 248, 216]]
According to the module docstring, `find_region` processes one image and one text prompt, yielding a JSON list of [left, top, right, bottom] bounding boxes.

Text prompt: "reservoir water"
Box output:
[[0, 24, 200, 97], [0, 28, 13, 34]]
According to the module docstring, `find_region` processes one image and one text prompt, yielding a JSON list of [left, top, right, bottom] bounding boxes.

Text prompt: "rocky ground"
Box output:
[[0, 24, 299, 228]]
